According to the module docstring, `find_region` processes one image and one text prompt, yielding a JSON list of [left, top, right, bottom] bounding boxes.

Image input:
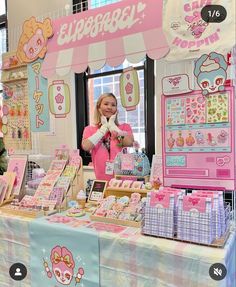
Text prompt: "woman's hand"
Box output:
[[100, 116, 109, 135], [108, 114, 127, 136]]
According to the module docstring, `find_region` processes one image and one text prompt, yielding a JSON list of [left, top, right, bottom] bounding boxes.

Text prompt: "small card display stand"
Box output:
[[0, 204, 45, 218], [106, 177, 148, 199], [60, 158, 84, 210], [0, 156, 84, 217], [105, 187, 147, 199], [90, 183, 146, 227], [115, 174, 150, 183], [88, 180, 107, 203]]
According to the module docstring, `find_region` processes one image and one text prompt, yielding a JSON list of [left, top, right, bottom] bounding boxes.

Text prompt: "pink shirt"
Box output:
[[83, 123, 133, 180]]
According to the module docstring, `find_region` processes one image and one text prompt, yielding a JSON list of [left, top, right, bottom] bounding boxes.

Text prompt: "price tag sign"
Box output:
[[88, 180, 107, 202], [201, 5, 227, 23]]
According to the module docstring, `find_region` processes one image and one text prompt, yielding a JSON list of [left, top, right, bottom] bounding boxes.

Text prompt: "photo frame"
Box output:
[[88, 180, 107, 202]]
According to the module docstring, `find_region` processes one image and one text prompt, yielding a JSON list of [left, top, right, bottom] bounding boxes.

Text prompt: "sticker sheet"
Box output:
[[166, 98, 185, 125], [206, 92, 229, 123], [186, 95, 206, 124]]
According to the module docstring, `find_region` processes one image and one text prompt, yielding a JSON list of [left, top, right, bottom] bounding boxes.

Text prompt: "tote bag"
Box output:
[[163, 0, 235, 61]]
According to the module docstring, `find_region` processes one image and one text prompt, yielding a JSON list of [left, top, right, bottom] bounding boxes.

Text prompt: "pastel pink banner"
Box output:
[[48, 0, 162, 53]]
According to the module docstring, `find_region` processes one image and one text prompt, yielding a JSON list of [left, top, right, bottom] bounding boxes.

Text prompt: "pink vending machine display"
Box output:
[[162, 87, 235, 190]]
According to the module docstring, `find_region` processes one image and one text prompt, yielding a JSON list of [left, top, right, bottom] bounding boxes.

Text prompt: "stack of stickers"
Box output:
[[192, 190, 226, 238], [142, 191, 175, 238], [177, 195, 213, 244]]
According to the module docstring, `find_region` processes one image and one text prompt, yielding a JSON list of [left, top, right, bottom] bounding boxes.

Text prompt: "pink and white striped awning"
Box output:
[[41, 0, 169, 78], [41, 28, 169, 77]]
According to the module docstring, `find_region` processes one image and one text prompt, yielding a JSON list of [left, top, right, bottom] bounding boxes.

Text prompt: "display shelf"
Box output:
[[0, 204, 45, 218], [115, 174, 150, 183], [90, 185, 146, 227], [0, 196, 14, 207], [1, 64, 27, 71], [90, 214, 141, 227], [105, 187, 148, 198], [142, 228, 231, 248], [2, 77, 28, 84]]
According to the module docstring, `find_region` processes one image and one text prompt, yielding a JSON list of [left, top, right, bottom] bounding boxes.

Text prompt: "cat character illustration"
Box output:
[[17, 16, 53, 63], [185, 11, 208, 39], [195, 131, 204, 145], [217, 130, 228, 144], [43, 245, 84, 285], [194, 52, 227, 96]]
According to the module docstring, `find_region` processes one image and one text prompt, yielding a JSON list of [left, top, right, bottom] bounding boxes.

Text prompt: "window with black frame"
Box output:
[[73, 0, 155, 166], [75, 57, 155, 166]]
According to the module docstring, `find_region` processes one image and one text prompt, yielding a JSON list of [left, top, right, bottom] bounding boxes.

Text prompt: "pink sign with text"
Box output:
[[47, 0, 162, 52]]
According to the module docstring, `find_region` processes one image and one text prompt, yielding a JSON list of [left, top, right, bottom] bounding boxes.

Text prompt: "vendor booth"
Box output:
[[0, 0, 236, 286]]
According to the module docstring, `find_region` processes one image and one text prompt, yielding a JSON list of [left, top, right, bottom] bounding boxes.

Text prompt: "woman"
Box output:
[[82, 93, 134, 180]]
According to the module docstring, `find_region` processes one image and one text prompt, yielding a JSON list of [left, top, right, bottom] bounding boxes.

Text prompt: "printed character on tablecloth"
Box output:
[[43, 245, 84, 285], [194, 52, 227, 96]]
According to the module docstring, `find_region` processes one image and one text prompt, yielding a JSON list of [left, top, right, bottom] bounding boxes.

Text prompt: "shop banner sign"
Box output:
[[163, 0, 236, 61], [29, 217, 99, 287], [42, 0, 169, 77], [47, 0, 162, 52], [28, 59, 50, 132]]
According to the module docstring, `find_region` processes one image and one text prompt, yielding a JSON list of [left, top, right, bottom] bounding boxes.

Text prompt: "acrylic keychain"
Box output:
[[9, 105, 15, 117], [23, 126, 29, 139], [17, 104, 21, 116], [17, 127, 22, 139], [11, 127, 16, 139]]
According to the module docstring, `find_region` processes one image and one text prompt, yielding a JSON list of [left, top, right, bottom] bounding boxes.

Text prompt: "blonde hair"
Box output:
[[93, 93, 119, 125]]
